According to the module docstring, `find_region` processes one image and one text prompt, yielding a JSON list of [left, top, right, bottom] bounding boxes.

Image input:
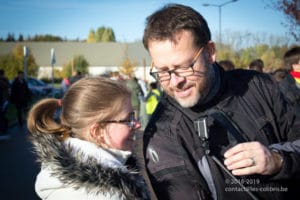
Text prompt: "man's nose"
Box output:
[[169, 72, 185, 87]]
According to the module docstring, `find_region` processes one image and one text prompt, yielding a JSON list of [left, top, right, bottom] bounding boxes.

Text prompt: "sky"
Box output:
[[0, 0, 295, 44]]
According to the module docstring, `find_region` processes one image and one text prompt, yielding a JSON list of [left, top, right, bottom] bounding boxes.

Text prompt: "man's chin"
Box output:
[[175, 95, 199, 108]]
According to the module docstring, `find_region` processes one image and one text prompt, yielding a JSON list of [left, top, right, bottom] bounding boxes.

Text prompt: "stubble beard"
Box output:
[[175, 89, 201, 108], [165, 77, 209, 108]]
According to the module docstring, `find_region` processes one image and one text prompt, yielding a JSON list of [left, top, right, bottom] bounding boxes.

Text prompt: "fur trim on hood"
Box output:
[[29, 132, 150, 200]]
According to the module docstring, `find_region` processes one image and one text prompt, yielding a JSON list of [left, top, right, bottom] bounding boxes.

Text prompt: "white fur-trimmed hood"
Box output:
[[29, 132, 150, 199]]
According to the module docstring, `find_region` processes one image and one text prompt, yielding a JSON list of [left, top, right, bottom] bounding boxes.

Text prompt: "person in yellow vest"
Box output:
[[145, 82, 160, 121]]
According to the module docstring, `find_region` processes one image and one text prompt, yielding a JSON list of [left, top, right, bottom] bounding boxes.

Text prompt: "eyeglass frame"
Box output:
[[99, 111, 137, 128], [150, 46, 204, 81]]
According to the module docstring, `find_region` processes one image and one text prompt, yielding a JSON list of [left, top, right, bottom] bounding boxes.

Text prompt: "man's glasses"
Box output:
[[150, 47, 204, 81], [100, 111, 137, 128]]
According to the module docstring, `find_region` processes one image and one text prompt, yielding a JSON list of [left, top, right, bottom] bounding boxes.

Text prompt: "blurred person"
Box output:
[[69, 70, 83, 85], [138, 4, 300, 200], [249, 58, 264, 72], [272, 68, 287, 82], [284, 46, 300, 88], [10, 71, 31, 127], [144, 82, 161, 121], [0, 69, 10, 134], [110, 71, 123, 81], [27, 77, 150, 200], [218, 60, 235, 71], [126, 75, 143, 120], [60, 77, 70, 95], [137, 78, 149, 130], [272, 46, 300, 118]]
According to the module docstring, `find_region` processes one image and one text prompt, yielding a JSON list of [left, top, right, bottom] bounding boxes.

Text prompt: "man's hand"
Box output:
[[223, 141, 283, 176]]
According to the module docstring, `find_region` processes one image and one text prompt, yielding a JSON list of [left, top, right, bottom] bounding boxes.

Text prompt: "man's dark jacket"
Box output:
[[136, 65, 300, 200]]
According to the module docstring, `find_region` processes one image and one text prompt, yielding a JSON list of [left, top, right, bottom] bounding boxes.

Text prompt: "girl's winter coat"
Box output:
[[30, 132, 150, 200]]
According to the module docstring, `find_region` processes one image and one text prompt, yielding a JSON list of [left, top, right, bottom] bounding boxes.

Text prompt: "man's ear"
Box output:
[[206, 41, 216, 63]]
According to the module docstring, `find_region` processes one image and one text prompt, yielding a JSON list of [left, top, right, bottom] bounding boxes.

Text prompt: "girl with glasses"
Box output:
[[27, 77, 150, 200]]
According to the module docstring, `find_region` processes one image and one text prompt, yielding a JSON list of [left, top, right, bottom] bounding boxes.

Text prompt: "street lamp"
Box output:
[[203, 0, 238, 47], [50, 48, 56, 96], [23, 46, 28, 80]]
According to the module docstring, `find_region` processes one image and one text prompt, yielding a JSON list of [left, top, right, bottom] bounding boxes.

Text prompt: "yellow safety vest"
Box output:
[[146, 89, 160, 115]]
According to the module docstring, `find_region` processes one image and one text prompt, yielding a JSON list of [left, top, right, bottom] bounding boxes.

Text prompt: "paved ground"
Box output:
[[0, 123, 40, 200]]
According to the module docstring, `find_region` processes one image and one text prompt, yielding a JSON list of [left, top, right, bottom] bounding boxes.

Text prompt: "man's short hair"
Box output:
[[283, 46, 300, 71]]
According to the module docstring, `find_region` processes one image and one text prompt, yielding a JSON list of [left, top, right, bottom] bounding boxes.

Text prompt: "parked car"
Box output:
[[27, 77, 61, 98]]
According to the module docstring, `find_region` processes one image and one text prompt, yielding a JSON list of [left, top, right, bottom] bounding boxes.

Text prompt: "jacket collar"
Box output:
[[65, 137, 132, 170], [30, 132, 150, 199]]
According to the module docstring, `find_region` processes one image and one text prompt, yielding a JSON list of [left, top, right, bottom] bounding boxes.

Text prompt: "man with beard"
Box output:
[[137, 4, 300, 200]]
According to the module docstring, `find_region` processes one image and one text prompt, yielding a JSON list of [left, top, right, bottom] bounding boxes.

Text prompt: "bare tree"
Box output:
[[266, 0, 300, 41]]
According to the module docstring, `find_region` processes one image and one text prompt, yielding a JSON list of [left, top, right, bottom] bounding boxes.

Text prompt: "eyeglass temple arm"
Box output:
[[150, 62, 154, 72], [194, 47, 204, 60]]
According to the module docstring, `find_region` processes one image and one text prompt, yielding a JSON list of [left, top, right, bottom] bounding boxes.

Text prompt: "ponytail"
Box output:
[[27, 98, 71, 140]]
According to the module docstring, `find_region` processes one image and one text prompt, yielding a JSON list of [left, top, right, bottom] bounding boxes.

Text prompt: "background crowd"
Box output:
[[1, 46, 299, 136]]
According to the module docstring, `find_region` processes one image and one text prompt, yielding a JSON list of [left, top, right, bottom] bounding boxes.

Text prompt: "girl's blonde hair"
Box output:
[[27, 77, 131, 140]]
